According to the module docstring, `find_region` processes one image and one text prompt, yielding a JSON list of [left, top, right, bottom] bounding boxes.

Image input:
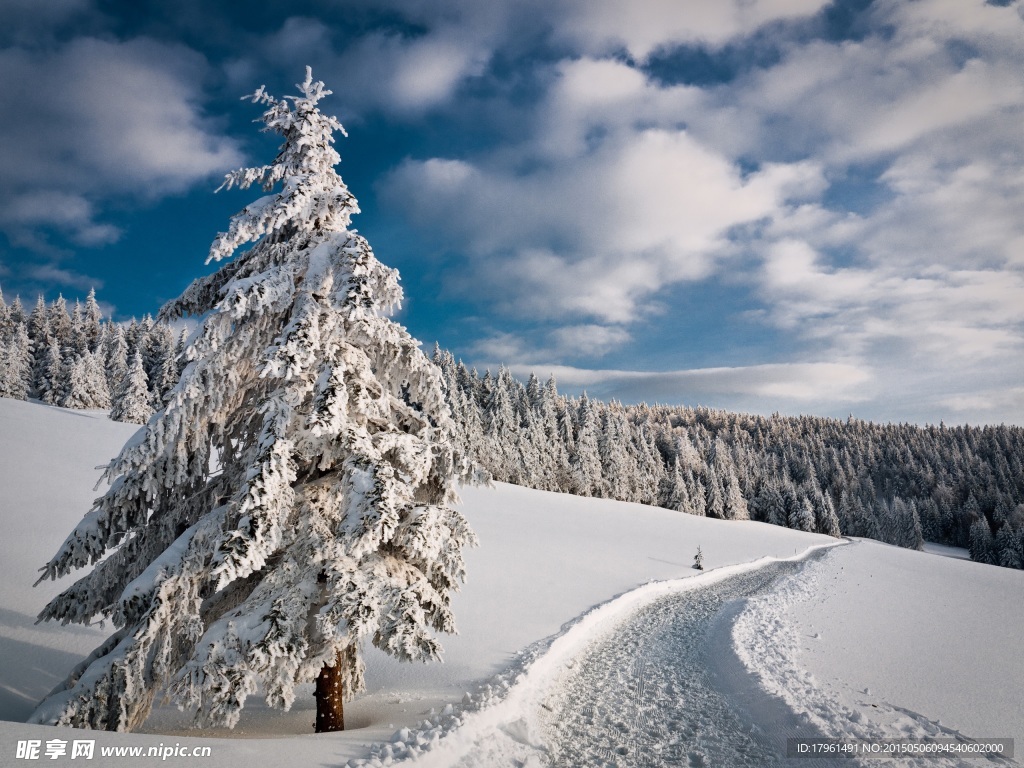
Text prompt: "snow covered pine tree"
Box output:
[[32, 68, 476, 733]]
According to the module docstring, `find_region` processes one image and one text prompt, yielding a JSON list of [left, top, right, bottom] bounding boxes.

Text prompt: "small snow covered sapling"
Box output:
[[693, 545, 704, 571], [31, 68, 476, 733]]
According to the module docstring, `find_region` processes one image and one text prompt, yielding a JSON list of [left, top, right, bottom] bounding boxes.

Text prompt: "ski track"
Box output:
[[540, 554, 833, 768]]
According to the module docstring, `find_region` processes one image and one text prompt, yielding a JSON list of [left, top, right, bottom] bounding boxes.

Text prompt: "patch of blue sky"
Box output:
[[821, 161, 895, 218]]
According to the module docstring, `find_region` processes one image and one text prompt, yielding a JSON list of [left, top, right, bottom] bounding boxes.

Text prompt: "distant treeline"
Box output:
[[0, 287, 184, 424], [433, 349, 1024, 571]]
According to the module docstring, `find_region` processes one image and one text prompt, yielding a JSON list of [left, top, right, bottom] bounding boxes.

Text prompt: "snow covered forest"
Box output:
[[2, 290, 1020, 572], [0, 287, 184, 424], [432, 351, 1024, 571]]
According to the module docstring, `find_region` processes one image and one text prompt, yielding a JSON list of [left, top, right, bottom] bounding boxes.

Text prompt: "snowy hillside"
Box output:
[[1, 398, 1021, 767]]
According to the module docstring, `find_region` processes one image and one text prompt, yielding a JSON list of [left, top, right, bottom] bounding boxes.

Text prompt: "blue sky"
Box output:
[[1, 0, 1022, 425]]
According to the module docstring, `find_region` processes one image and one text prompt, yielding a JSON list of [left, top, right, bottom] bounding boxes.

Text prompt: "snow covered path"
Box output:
[[540, 553, 831, 768], [376, 543, 1019, 768]]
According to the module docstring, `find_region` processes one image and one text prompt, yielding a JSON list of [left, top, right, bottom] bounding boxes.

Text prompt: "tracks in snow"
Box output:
[[539, 553, 833, 768]]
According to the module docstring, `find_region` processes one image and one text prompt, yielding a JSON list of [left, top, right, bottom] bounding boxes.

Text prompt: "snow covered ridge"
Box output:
[[345, 543, 845, 768]]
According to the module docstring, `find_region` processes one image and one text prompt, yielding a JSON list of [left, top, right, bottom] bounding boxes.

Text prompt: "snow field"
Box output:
[[4, 397, 1019, 768], [734, 539, 1024, 766], [1, 397, 835, 765], [0, 399, 137, 722]]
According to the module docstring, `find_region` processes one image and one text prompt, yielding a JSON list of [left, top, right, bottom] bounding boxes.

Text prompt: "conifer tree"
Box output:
[[175, 328, 190, 376], [0, 322, 33, 400], [549, 381, 575, 489], [995, 523, 1021, 569], [110, 350, 154, 424], [68, 300, 89, 360], [61, 350, 111, 410], [571, 394, 602, 496], [8, 296, 25, 328], [144, 323, 177, 407], [48, 295, 72, 347], [32, 69, 475, 733], [124, 318, 144, 361], [722, 467, 749, 521], [151, 343, 181, 407], [599, 408, 631, 500], [703, 465, 725, 518], [103, 324, 130, 395], [27, 295, 50, 349], [0, 286, 9, 339], [688, 466, 707, 517], [483, 368, 524, 483], [780, 479, 800, 529], [969, 516, 995, 564], [791, 497, 817, 533], [815, 492, 842, 537], [38, 337, 64, 406], [83, 288, 103, 352]]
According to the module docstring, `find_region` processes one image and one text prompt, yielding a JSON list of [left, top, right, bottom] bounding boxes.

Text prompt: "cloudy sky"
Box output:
[[1, 0, 1022, 425]]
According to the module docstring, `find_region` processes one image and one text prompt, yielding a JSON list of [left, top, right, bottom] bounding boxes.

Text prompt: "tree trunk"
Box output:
[[314, 651, 345, 732]]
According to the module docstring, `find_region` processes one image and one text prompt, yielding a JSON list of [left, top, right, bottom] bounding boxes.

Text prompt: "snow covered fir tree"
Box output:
[[31, 68, 477, 733]]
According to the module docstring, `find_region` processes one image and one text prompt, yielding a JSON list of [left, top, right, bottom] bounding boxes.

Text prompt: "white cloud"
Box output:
[[368, 0, 1024, 424], [2, 191, 120, 249], [688, 2, 1024, 169], [251, 15, 491, 118], [7, 0, 1013, 424], [497, 361, 874, 415], [643, 0, 1024, 425], [474, 323, 633, 363], [387, 36, 488, 111], [549, 324, 633, 358], [868, 157, 1024, 270], [558, 0, 831, 60], [882, 0, 1024, 55], [383, 58, 825, 327], [749, 235, 1024, 425], [940, 388, 1024, 423], [760, 239, 1024, 359], [0, 36, 242, 247], [850, 59, 1022, 157], [27, 264, 104, 292], [386, 135, 814, 324], [0, 0, 92, 38], [329, 30, 489, 115]]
